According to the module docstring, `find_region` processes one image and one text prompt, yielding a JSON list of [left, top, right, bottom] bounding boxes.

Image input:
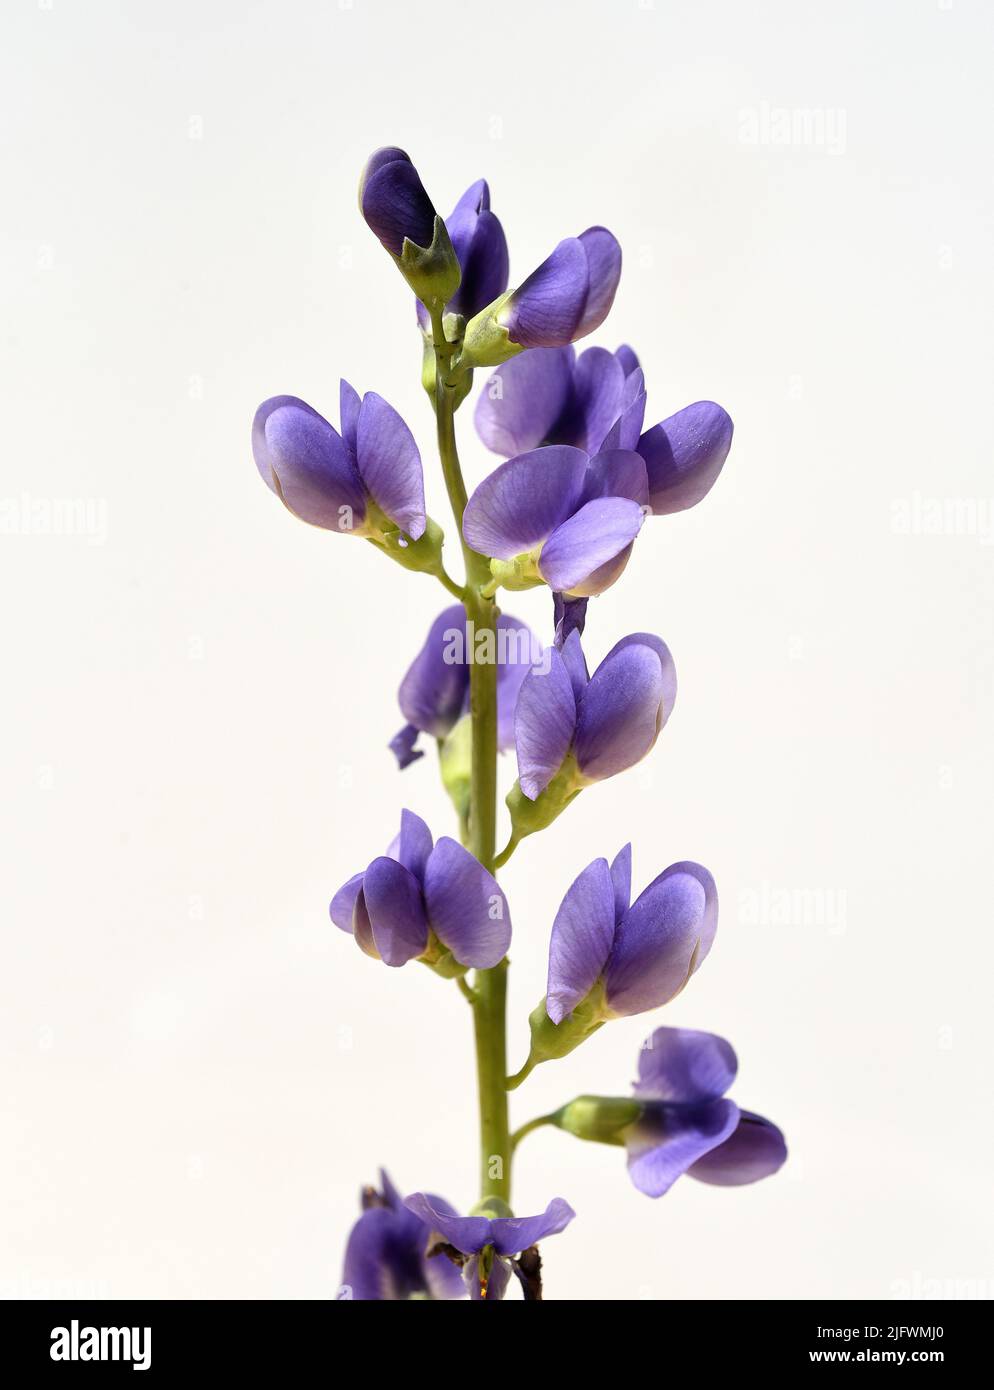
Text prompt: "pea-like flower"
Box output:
[[359, 147, 461, 306], [253, 381, 425, 540], [415, 179, 509, 325], [461, 444, 649, 598], [553, 1028, 787, 1198], [403, 1193, 575, 1301], [330, 810, 510, 973], [390, 604, 539, 770], [510, 847, 716, 1081], [460, 228, 622, 367], [475, 343, 733, 515], [341, 1170, 465, 1301], [549, 846, 716, 1021], [517, 628, 675, 796]]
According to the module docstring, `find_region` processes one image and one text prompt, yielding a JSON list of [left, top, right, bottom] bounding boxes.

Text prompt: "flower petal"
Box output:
[[514, 646, 577, 799], [688, 1110, 788, 1186], [496, 613, 542, 753], [339, 379, 361, 455], [576, 226, 622, 336], [610, 843, 632, 920], [499, 238, 589, 349], [615, 343, 640, 376], [330, 872, 364, 934], [600, 368, 647, 452], [356, 391, 426, 539], [462, 446, 588, 560], [547, 858, 617, 1023], [474, 348, 575, 457], [640, 401, 733, 515], [253, 396, 366, 531], [538, 497, 644, 594], [553, 594, 590, 649], [574, 642, 666, 781], [423, 838, 510, 967], [633, 1026, 737, 1104], [558, 628, 590, 704], [403, 1194, 491, 1255], [599, 632, 677, 729], [605, 862, 718, 1015], [393, 808, 434, 882], [489, 1198, 576, 1255], [360, 148, 437, 254], [447, 182, 509, 320], [397, 606, 469, 739], [362, 856, 430, 966], [563, 346, 626, 453], [341, 1207, 410, 1299], [626, 1099, 739, 1198], [579, 448, 650, 507]]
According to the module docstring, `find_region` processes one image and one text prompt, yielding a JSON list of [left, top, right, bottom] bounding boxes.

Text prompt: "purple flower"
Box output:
[[547, 846, 717, 1024], [500, 228, 622, 349], [404, 1193, 575, 1300], [416, 180, 509, 325], [475, 344, 733, 515], [514, 629, 676, 800], [253, 381, 425, 539], [330, 809, 510, 971], [553, 1030, 785, 1199], [360, 147, 438, 255], [623, 1028, 787, 1197], [389, 605, 539, 770], [359, 147, 461, 307], [461, 444, 649, 598], [341, 1170, 464, 1301], [461, 228, 622, 367]]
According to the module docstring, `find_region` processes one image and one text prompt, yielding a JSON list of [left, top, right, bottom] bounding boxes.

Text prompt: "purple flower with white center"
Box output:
[[548, 846, 717, 1023], [554, 1028, 786, 1199], [475, 343, 733, 515], [341, 1170, 465, 1301], [389, 605, 539, 770], [460, 228, 622, 367], [415, 180, 509, 327], [253, 381, 425, 539], [514, 629, 677, 801], [403, 1193, 575, 1301], [330, 809, 510, 971], [462, 444, 649, 598]]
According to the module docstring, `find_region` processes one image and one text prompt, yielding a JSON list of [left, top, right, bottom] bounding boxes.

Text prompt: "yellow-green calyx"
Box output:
[[393, 214, 462, 310], [459, 291, 524, 369], [553, 1096, 644, 1147]]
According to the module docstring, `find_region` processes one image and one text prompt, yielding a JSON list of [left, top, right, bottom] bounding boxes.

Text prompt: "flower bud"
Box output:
[[360, 147, 461, 308]]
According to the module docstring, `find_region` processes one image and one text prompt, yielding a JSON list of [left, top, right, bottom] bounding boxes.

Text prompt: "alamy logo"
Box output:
[[50, 1320, 151, 1371]]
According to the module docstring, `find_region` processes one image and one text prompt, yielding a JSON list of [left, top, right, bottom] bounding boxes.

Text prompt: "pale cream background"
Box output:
[[2, 0, 992, 1301]]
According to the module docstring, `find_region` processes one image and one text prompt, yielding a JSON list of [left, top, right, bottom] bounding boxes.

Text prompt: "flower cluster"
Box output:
[[253, 147, 785, 1301]]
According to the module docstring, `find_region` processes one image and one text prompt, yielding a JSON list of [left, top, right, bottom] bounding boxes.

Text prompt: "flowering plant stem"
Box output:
[[431, 310, 511, 1207]]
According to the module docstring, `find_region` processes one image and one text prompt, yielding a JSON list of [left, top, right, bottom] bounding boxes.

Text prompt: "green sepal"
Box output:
[[439, 716, 472, 826], [553, 1095, 643, 1147], [393, 215, 461, 310], [459, 292, 524, 369], [488, 552, 544, 594], [471, 1196, 513, 1220], [523, 980, 610, 1070], [419, 932, 469, 981], [367, 515, 453, 585], [505, 752, 587, 849]]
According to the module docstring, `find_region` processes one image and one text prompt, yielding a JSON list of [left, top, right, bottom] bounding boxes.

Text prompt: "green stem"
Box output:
[[431, 310, 510, 1206], [505, 1055, 536, 1091], [510, 1113, 557, 1153]]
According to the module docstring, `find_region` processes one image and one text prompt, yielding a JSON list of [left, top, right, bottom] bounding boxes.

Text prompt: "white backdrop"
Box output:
[[2, 0, 992, 1301]]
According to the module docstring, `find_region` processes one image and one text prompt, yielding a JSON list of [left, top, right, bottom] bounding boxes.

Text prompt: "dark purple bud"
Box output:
[[360, 146, 438, 254]]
